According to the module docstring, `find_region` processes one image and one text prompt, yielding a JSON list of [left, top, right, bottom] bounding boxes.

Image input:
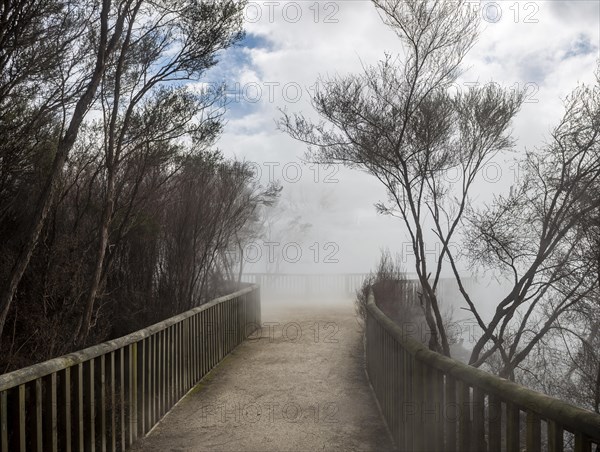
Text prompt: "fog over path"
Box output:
[[131, 298, 394, 451]]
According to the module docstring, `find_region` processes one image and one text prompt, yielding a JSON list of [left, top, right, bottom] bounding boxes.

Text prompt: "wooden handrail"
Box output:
[[0, 285, 256, 392], [366, 291, 600, 451], [0, 284, 261, 451]]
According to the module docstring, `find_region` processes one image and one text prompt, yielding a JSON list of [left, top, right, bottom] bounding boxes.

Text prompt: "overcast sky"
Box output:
[[205, 0, 600, 276]]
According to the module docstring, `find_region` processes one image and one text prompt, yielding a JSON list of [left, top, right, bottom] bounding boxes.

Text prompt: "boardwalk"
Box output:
[[130, 298, 395, 451]]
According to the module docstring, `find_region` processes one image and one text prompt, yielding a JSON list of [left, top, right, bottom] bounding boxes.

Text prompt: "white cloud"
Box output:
[[212, 0, 600, 275]]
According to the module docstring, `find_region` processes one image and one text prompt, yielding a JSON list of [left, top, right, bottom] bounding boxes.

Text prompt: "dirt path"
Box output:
[[130, 298, 395, 451]]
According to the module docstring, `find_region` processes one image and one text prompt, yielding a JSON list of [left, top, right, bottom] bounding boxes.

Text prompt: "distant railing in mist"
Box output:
[[0, 284, 260, 452], [241, 273, 370, 297], [241, 273, 475, 303], [366, 291, 600, 451]]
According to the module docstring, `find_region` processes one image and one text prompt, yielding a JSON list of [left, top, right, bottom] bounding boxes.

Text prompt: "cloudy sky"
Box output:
[[206, 0, 600, 275]]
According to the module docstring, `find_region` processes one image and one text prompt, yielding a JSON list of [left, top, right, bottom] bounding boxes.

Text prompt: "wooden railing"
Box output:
[[241, 273, 370, 297], [366, 292, 600, 451], [0, 284, 260, 452], [241, 273, 475, 304]]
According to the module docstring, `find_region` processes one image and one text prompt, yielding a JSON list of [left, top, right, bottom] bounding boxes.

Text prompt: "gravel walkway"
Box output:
[[130, 298, 395, 452]]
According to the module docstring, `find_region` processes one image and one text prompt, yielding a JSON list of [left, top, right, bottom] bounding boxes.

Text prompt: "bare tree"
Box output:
[[156, 157, 279, 315], [0, 0, 134, 338], [465, 74, 600, 377], [0, 0, 281, 370], [281, 0, 599, 378], [280, 0, 522, 355], [73, 0, 246, 345]]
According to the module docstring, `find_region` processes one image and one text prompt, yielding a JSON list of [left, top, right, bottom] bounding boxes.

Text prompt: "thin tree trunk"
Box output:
[[74, 0, 140, 346], [74, 173, 115, 346], [0, 0, 127, 340], [237, 239, 244, 283]]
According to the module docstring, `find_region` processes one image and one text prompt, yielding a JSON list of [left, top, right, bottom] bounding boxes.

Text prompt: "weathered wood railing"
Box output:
[[0, 284, 260, 452], [241, 272, 370, 297], [241, 273, 475, 304], [241, 272, 378, 298], [366, 292, 600, 451]]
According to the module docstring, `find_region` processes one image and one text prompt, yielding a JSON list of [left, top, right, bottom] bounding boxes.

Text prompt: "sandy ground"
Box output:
[[130, 297, 395, 452]]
